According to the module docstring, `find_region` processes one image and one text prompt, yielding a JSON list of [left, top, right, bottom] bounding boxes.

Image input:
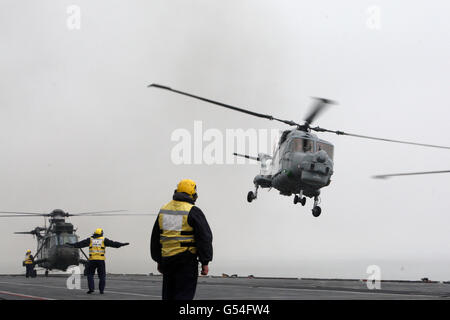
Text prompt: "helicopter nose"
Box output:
[[57, 246, 79, 265], [316, 151, 327, 163]]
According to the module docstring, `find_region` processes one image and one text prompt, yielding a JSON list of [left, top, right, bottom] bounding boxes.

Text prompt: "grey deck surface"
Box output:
[[0, 274, 449, 300]]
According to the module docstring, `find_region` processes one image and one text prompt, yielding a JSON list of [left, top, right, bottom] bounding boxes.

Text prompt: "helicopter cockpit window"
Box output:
[[291, 138, 313, 153], [317, 142, 334, 159], [58, 234, 77, 245]]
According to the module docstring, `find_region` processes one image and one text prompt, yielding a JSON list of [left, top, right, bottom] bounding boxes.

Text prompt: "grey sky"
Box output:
[[1, 0, 449, 281]]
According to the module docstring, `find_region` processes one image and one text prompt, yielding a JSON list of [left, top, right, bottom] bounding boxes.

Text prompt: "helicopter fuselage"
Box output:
[[255, 129, 334, 197], [37, 234, 80, 271], [35, 218, 81, 271], [37, 236, 80, 271]]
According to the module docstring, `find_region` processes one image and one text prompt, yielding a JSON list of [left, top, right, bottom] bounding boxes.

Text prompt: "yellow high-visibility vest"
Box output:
[[89, 237, 105, 260], [24, 254, 33, 265], [158, 200, 196, 257]]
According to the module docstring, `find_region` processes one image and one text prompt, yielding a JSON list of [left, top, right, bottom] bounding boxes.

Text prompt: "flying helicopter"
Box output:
[[149, 84, 450, 217], [0, 209, 151, 276]]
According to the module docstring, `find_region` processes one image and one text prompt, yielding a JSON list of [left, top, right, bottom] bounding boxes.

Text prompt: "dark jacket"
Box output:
[[150, 192, 213, 267], [72, 234, 126, 249]]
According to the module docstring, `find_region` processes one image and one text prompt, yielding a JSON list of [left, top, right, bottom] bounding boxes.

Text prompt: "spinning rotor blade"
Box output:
[[311, 127, 450, 150], [373, 170, 450, 179], [71, 213, 157, 217], [304, 98, 336, 125], [148, 84, 300, 127], [0, 211, 45, 215], [0, 210, 155, 217], [70, 210, 128, 216], [14, 231, 35, 234], [0, 214, 45, 217]]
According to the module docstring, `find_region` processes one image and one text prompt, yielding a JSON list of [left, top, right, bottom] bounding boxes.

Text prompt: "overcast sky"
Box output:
[[1, 0, 449, 281]]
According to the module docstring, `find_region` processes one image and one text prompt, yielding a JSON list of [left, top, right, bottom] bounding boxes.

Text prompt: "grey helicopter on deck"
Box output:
[[149, 84, 450, 217], [0, 209, 149, 275]]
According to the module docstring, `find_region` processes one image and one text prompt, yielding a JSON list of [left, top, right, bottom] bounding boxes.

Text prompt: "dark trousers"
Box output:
[[25, 264, 34, 278], [162, 255, 198, 300], [86, 260, 106, 292]]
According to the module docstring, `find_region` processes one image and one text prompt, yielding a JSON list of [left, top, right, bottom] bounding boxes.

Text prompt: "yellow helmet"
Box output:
[[176, 179, 197, 199], [26, 249, 31, 253], [94, 228, 103, 236]]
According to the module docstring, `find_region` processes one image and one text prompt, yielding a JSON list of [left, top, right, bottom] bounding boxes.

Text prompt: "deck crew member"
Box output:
[[68, 228, 129, 294], [151, 179, 213, 300], [23, 250, 35, 278]]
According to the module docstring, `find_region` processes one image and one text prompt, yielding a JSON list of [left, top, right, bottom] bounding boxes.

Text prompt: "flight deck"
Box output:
[[0, 274, 449, 300]]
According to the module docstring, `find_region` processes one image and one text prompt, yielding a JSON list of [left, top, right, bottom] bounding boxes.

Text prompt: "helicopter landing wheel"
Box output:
[[294, 195, 307, 206], [45, 270, 49, 277], [312, 206, 322, 217], [300, 197, 306, 206], [247, 191, 256, 203]]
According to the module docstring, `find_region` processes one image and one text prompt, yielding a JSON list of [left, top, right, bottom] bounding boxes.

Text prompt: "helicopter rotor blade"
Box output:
[[311, 127, 450, 150], [69, 210, 128, 216], [148, 84, 301, 127], [373, 170, 450, 179], [0, 214, 46, 217], [0, 211, 46, 215], [70, 213, 157, 217], [304, 97, 336, 126], [14, 231, 35, 234]]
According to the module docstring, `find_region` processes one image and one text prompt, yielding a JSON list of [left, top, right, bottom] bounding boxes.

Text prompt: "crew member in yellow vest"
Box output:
[[68, 229, 129, 294], [23, 250, 35, 278], [151, 179, 213, 300]]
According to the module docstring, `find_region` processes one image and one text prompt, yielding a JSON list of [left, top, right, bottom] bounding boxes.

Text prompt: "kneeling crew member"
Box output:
[[69, 228, 129, 294], [23, 250, 35, 278], [151, 179, 213, 300]]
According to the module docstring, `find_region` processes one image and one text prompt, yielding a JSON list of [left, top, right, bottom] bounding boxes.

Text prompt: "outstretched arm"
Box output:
[[70, 238, 91, 249], [104, 238, 129, 248]]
